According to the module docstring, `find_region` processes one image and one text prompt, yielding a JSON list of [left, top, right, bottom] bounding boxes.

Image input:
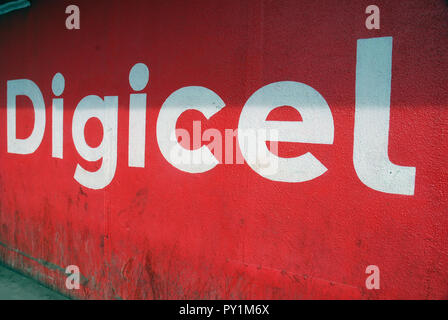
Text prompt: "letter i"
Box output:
[[52, 73, 65, 159], [128, 63, 149, 167]]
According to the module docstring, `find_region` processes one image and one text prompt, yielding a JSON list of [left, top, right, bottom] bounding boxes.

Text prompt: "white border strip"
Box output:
[[0, 0, 30, 16]]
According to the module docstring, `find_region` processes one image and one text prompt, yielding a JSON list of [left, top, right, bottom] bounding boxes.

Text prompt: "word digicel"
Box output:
[[4, 37, 416, 195]]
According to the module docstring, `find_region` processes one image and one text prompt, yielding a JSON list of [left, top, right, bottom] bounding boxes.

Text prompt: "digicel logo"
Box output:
[[4, 37, 416, 195]]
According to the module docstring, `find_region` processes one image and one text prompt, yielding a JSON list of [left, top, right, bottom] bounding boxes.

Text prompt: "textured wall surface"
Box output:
[[0, 0, 447, 299]]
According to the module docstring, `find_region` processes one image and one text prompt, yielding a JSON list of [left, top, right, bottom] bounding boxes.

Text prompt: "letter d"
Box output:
[[7, 79, 46, 154]]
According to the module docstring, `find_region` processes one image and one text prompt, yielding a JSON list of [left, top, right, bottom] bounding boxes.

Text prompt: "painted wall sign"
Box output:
[[5, 37, 416, 194], [0, 0, 447, 299]]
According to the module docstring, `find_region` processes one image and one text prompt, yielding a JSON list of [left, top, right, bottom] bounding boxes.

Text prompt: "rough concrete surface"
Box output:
[[0, 264, 67, 300], [0, 0, 447, 300]]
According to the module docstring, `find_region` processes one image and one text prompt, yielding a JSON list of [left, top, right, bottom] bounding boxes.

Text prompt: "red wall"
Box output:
[[0, 0, 447, 299]]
